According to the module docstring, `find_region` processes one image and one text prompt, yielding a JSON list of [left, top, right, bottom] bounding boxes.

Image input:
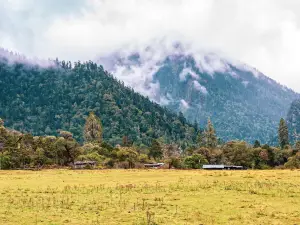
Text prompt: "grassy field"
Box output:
[[0, 169, 300, 225]]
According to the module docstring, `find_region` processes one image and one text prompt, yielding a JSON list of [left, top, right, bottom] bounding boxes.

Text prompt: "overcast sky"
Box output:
[[1, 0, 300, 91]]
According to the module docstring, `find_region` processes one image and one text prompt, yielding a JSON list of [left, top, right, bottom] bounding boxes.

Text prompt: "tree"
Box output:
[[55, 132, 81, 165], [294, 141, 300, 151], [253, 140, 261, 148], [193, 120, 198, 132], [163, 144, 181, 169], [0, 118, 4, 127], [285, 152, 300, 169], [183, 154, 208, 169], [84, 112, 103, 144], [122, 136, 131, 147], [197, 131, 205, 147], [278, 118, 289, 149], [59, 130, 73, 140], [222, 141, 253, 168], [149, 139, 163, 161], [205, 118, 217, 148], [116, 147, 138, 168]]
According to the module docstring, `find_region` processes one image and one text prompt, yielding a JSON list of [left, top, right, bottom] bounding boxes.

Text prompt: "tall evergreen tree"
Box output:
[[253, 140, 261, 148], [149, 139, 163, 160], [83, 112, 103, 144], [193, 119, 198, 132], [278, 118, 289, 149], [197, 131, 205, 147], [205, 118, 217, 148]]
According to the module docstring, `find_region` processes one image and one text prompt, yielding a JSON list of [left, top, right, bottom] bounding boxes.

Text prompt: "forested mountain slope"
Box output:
[[287, 99, 300, 141], [0, 52, 197, 146], [100, 47, 300, 144]]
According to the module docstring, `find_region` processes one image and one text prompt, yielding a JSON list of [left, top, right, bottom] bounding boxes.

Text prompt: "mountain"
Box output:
[[99, 45, 300, 144], [287, 99, 300, 140], [0, 50, 198, 147]]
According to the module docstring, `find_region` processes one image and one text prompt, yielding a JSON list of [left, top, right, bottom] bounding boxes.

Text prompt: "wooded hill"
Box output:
[[0, 53, 198, 147]]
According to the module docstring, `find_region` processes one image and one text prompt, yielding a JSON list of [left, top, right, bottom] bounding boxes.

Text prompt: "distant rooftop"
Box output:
[[203, 165, 244, 170]]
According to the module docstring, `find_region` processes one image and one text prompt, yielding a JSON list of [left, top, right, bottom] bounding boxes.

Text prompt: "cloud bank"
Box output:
[[1, 0, 300, 91]]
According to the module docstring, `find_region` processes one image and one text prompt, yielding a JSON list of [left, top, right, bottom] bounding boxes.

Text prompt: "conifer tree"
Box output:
[[253, 140, 261, 148], [83, 112, 103, 144], [205, 118, 217, 148], [197, 131, 205, 147], [149, 139, 163, 160], [278, 118, 289, 149]]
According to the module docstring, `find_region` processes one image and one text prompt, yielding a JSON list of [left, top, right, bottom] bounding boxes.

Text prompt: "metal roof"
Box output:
[[203, 165, 225, 169]]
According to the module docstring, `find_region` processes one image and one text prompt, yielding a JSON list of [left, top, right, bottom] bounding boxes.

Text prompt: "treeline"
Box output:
[[0, 114, 299, 170]]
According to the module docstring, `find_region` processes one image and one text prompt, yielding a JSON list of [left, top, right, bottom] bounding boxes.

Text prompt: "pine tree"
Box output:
[[193, 119, 198, 132], [253, 140, 261, 148], [278, 118, 289, 149], [83, 112, 103, 144], [205, 118, 217, 148], [197, 131, 205, 147], [149, 139, 163, 160]]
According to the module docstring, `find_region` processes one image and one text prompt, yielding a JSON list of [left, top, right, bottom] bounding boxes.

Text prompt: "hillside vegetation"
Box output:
[[0, 55, 197, 146], [104, 50, 300, 144]]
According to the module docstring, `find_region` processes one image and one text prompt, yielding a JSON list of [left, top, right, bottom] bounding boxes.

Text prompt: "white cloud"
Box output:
[[193, 81, 208, 94], [180, 99, 190, 110], [1, 0, 300, 91], [179, 67, 199, 81]]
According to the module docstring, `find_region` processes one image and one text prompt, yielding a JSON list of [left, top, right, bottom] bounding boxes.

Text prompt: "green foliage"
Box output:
[[0, 59, 197, 147], [0, 122, 297, 169], [205, 118, 217, 148], [222, 141, 253, 168], [163, 144, 181, 168], [149, 140, 163, 160], [285, 153, 300, 169], [196, 131, 205, 147], [183, 154, 208, 169], [116, 147, 138, 168], [287, 99, 300, 142], [253, 140, 261, 148], [293, 141, 300, 153], [84, 112, 103, 144], [278, 118, 289, 149], [196, 147, 223, 165]]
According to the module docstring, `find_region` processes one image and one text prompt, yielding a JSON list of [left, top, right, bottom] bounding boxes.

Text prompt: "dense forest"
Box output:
[[0, 53, 198, 148]]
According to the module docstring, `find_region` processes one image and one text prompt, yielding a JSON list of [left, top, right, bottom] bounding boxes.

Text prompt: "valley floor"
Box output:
[[0, 169, 299, 225]]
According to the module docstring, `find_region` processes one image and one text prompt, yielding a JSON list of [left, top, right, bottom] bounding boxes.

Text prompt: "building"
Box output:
[[144, 163, 165, 169], [73, 161, 97, 169], [203, 165, 245, 170]]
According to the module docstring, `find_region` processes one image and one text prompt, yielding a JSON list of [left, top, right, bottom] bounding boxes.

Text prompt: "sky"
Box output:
[[1, 0, 300, 91]]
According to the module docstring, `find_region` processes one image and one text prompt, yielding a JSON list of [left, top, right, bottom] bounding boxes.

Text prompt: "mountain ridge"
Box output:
[[98, 45, 300, 144]]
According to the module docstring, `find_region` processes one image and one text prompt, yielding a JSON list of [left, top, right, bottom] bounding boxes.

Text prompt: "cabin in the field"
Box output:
[[144, 163, 165, 169], [73, 161, 97, 169], [202, 165, 245, 170]]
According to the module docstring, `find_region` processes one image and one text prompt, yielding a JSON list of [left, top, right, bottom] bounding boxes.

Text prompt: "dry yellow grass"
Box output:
[[0, 169, 300, 225]]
